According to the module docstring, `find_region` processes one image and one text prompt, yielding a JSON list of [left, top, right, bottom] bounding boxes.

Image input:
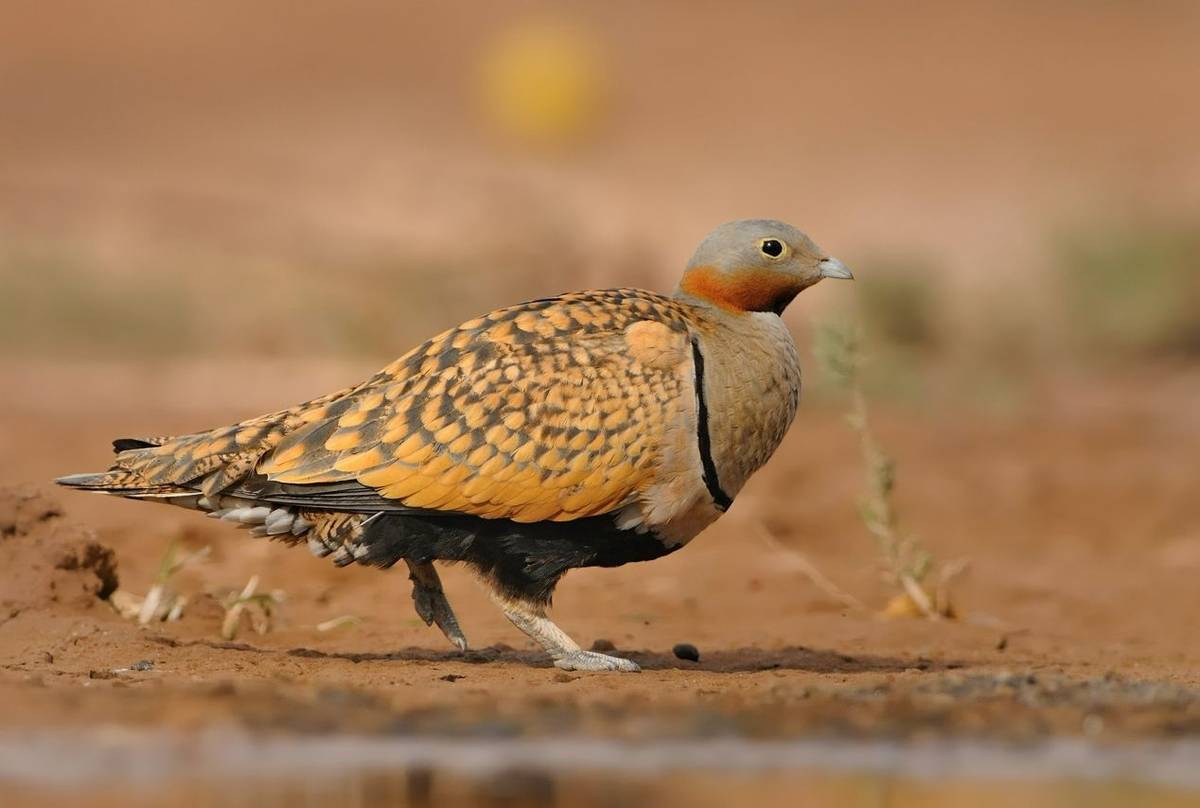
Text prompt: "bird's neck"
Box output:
[[676, 265, 803, 315]]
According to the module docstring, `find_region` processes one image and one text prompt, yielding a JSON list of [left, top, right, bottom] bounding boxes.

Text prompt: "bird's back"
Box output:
[[59, 289, 706, 532]]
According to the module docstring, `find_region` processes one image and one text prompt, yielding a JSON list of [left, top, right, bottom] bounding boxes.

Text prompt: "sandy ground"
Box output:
[[2, 360, 1199, 770], [4, 361, 1200, 808]]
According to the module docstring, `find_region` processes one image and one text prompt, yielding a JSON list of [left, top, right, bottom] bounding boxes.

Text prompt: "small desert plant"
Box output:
[[108, 539, 211, 624], [812, 321, 961, 618], [108, 540, 287, 640], [219, 575, 285, 641]]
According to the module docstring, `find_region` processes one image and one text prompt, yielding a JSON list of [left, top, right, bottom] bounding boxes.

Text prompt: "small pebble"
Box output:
[[129, 660, 154, 672], [439, 674, 465, 683], [672, 643, 700, 662], [590, 638, 616, 653]]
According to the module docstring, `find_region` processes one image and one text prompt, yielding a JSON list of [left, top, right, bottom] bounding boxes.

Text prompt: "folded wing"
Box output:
[[254, 290, 695, 523]]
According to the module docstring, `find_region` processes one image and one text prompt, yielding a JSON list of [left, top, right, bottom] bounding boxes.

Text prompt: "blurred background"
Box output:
[[3, 3, 1200, 805], [2, 1, 1197, 372]]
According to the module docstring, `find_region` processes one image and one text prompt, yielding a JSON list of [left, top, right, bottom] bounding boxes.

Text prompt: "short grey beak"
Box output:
[[819, 257, 854, 280]]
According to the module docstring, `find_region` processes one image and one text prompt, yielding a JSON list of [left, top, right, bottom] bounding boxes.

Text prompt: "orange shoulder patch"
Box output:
[[624, 320, 688, 370]]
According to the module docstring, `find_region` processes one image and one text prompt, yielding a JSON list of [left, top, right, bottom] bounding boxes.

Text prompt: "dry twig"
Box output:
[[812, 321, 963, 619], [316, 615, 362, 632], [756, 523, 868, 612]]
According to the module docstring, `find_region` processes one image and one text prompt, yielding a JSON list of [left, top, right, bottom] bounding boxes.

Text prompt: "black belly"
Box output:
[[355, 511, 678, 604]]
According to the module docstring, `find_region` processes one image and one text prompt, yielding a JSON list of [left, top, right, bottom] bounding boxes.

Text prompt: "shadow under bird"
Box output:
[[57, 219, 853, 672]]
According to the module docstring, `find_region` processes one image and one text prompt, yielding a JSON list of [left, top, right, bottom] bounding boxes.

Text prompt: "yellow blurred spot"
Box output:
[[880, 588, 958, 620], [478, 20, 606, 148]]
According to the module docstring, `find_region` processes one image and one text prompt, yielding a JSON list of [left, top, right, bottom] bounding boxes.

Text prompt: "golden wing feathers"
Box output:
[[258, 290, 695, 522], [76, 385, 349, 496]]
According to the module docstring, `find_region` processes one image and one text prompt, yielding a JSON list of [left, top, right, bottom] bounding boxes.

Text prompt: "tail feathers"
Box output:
[[55, 470, 190, 498], [56, 470, 143, 490], [57, 472, 366, 561], [112, 437, 164, 453]]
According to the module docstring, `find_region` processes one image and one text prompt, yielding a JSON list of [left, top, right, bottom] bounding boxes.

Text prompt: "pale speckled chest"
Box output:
[[690, 308, 802, 496]]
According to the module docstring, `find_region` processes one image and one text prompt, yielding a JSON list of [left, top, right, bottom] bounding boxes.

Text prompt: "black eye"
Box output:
[[760, 239, 784, 258]]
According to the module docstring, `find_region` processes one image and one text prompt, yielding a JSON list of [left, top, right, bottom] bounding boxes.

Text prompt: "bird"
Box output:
[[56, 219, 853, 672]]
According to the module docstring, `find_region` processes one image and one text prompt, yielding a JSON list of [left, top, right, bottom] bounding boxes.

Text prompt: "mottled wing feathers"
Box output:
[[67, 290, 697, 523], [78, 387, 359, 497], [260, 289, 695, 523]]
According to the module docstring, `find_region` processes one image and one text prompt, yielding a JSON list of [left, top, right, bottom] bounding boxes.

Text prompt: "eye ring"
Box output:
[[759, 238, 788, 259]]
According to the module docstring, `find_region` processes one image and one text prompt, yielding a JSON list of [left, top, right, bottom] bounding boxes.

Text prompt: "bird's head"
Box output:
[[676, 219, 853, 315]]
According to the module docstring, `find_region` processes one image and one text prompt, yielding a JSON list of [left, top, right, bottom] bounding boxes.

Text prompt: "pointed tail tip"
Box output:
[[55, 472, 106, 489]]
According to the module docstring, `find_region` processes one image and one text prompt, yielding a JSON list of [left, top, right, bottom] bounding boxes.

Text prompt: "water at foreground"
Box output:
[[3, 730, 1199, 808]]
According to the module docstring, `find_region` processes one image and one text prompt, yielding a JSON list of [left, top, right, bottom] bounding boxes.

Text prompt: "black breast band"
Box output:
[[689, 337, 734, 512]]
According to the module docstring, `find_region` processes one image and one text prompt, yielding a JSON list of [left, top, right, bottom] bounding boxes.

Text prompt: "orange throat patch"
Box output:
[[678, 265, 805, 314]]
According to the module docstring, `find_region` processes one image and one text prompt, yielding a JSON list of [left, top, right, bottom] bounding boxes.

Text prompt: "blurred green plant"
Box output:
[[0, 247, 198, 356], [1056, 224, 1200, 357], [813, 321, 962, 619], [799, 257, 945, 408], [0, 236, 584, 359], [854, 260, 942, 351]]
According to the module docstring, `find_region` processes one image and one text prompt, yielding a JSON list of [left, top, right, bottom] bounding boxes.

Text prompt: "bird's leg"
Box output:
[[405, 560, 468, 652], [489, 592, 640, 672]]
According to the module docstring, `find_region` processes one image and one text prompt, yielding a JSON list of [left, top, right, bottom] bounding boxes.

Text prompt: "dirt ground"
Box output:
[[2, 359, 1199, 750], [3, 360, 1200, 807]]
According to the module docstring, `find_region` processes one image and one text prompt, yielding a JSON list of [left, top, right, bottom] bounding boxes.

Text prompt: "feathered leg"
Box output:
[[489, 591, 640, 672], [405, 560, 468, 652]]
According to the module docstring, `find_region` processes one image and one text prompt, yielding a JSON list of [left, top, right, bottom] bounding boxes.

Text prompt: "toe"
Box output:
[[554, 651, 640, 672], [411, 591, 436, 626]]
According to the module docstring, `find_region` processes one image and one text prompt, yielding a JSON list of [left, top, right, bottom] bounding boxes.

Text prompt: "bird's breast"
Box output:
[[616, 309, 801, 548], [692, 311, 802, 497]]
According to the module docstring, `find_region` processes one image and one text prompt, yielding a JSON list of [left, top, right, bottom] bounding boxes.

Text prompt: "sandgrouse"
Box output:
[[58, 219, 852, 672]]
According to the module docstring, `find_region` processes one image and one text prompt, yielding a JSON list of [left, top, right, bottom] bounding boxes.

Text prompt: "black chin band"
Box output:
[[689, 337, 734, 512]]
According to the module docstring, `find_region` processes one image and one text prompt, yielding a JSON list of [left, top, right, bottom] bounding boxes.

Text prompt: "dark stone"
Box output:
[[673, 642, 700, 662]]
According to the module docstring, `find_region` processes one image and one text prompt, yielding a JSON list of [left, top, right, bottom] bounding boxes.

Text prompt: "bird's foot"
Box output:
[[488, 591, 637, 672], [411, 584, 468, 652], [406, 561, 468, 652], [553, 650, 641, 673]]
